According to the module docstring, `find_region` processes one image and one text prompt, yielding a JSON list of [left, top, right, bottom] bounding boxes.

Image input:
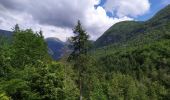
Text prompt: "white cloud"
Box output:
[[83, 5, 132, 39], [0, 0, 149, 41], [104, 0, 150, 17]]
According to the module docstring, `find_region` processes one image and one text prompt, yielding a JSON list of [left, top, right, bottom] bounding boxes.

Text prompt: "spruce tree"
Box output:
[[68, 20, 89, 100]]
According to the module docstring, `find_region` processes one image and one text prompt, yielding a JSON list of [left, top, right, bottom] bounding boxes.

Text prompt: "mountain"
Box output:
[[0, 29, 13, 38], [91, 6, 170, 98], [95, 21, 144, 47], [0, 29, 65, 60], [45, 37, 65, 60], [95, 5, 170, 48]]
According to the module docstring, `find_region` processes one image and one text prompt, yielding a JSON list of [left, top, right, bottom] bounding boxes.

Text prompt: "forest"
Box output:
[[0, 4, 170, 100]]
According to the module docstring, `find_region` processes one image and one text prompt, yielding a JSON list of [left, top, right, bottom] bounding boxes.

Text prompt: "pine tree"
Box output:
[[68, 20, 89, 100], [13, 24, 20, 33]]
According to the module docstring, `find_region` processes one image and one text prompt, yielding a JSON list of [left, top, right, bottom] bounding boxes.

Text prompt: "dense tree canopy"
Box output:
[[0, 25, 79, 100], [0, 16, 170, 100]]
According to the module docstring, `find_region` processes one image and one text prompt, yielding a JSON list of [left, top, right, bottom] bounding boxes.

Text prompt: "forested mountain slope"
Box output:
[[95, 5, 170, 48], [90, 5, 170, 99]]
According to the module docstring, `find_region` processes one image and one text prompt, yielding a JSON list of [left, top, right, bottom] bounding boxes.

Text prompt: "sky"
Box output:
[[0, 0, 170, 41]]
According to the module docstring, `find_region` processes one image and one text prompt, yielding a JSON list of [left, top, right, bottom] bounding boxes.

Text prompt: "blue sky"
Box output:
[[97, 0, 170, 21], [137, 0, 170, 21]]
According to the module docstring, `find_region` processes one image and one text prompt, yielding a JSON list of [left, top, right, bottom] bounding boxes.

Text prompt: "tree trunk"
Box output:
[[80, 78, 82, 100]]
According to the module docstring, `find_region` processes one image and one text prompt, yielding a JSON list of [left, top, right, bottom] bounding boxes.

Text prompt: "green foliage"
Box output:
[[0, 25, 79, 100], [147, 81, 167, 100], [0, 92, 10, 100], [25, 62, 78, 100], [68, 20, 89, 61], [108, 73, 138, 100], [93, 39, 170, 99], [12, 27, 50, 68], [0, 78, 38, 100], [0, 36, 12, 77], [68, 20, 90, 99]]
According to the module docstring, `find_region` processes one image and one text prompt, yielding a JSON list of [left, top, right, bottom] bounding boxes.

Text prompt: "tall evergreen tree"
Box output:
[[68, 20, 89, 100], [13, 24, 20, 33]]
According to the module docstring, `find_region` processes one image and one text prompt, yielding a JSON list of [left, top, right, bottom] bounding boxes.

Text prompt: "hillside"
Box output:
[[45, 37, 65, 60], [0, 29, 13, 38], [95, 5, 170, 48], [90, 5, 170, 99]]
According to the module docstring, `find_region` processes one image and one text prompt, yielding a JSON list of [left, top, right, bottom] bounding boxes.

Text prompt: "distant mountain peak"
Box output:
[[46, 37, 63, 43], [45, 37, 65, 60], [0, 29, 13, 37]]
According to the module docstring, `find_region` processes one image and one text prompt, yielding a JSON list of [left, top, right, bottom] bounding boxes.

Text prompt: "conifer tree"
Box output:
[[13, 24, 20, 33], [68, 20, 89, 100]]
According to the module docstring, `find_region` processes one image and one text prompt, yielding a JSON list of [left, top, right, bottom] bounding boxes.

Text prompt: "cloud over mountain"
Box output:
[[0, 0, 150, 41]]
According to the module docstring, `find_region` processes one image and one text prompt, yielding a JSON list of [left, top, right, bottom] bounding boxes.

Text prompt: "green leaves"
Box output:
[[0, 92, 10, 100], [12, 28, 50, 68], [108, 73, 138, 100], [0, 25, 79, 100]]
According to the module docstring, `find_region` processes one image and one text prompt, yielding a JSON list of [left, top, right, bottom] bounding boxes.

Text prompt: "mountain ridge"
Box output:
[[95, 5, 170, 48]]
